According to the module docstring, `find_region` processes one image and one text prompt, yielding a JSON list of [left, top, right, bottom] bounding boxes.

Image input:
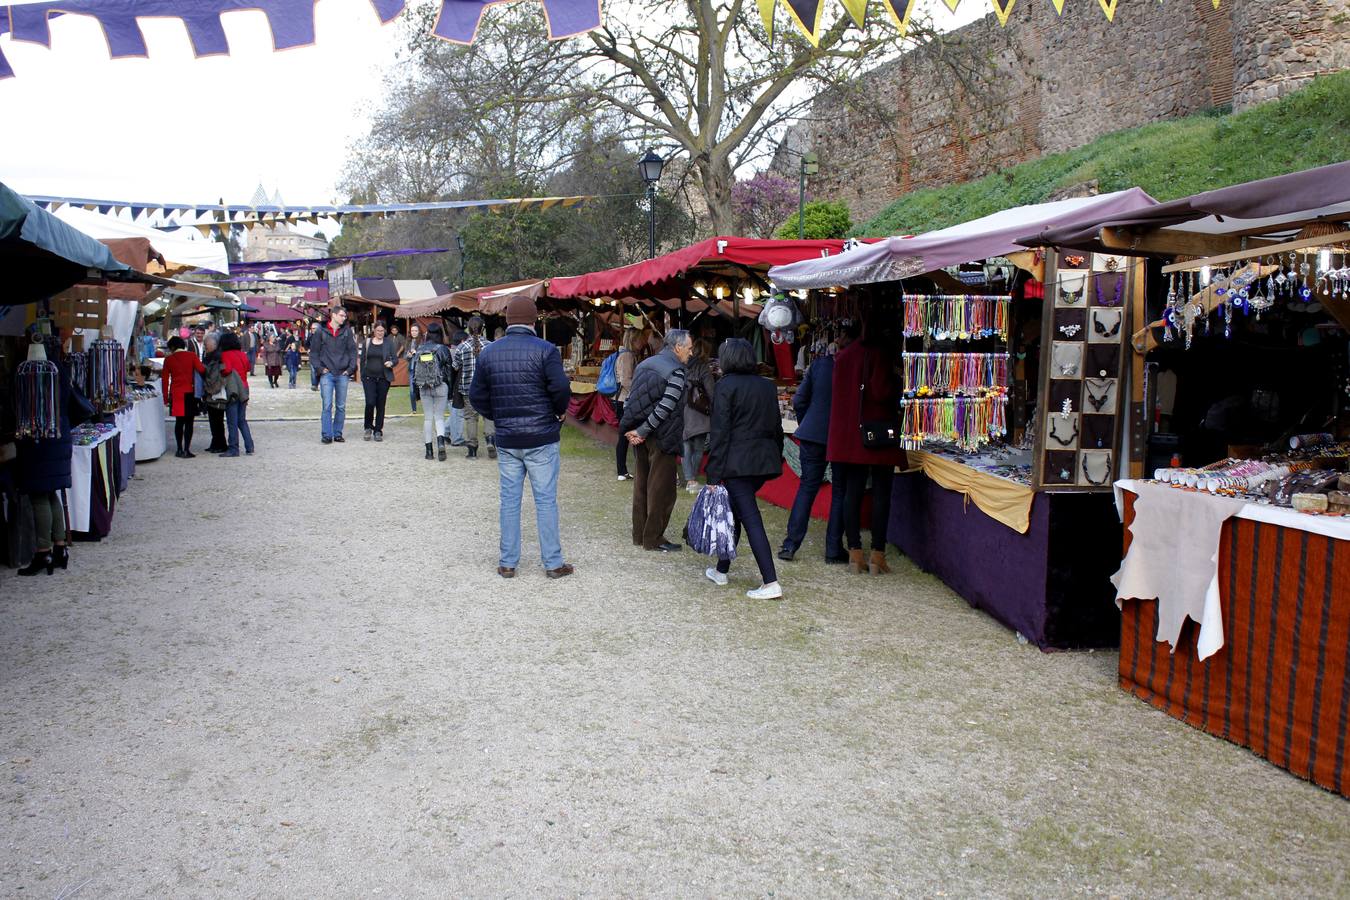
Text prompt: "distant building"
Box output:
[[240, 184, 329, 263]]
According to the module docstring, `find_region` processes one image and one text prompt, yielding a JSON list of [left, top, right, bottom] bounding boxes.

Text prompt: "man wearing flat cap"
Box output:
[[469, 296, 574, 580]]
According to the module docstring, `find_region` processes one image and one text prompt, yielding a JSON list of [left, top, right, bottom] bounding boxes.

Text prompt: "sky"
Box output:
[[0, 0, 986, 213]]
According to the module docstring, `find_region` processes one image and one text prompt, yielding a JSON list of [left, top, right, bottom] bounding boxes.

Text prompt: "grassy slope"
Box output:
[[858, 70, 1350, 237]]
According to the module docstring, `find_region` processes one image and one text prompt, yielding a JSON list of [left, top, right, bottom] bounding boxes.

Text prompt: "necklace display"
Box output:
[[899, 394, 1008, 452], [901, 352, 1009, 396], [1052, 343, 1081, 377], [1081, 453, 1113, 486], [1084, 378, 1114, 412], [1047, 416, 1078, 446], [1094, 274, 1124, 307], [902, 295, 1010, 341], [1092, 309, 1122, 339], [1057, 273, 1087, 306]]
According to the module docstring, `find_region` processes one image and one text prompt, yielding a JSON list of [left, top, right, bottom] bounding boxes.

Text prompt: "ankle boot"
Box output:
[[848, 548, 866, 574], [437, 436, 447, 461], [424, 442, 434, 460], [18, 551, 54, 576], [52, 545, 69, 570], [869, 549, 891, 575], [466, 445, 477, 459]]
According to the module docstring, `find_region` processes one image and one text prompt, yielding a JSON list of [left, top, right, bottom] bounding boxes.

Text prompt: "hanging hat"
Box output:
[[505, 295, 539, 326]]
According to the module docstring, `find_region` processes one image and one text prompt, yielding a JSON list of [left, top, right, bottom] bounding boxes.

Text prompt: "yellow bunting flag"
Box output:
[[941, 0, 960, 11], [1098, 0, 1118, 19], [881, 0, 918, 38], [839, 0, 868, 27], [1051, 0, 1067, 12], [991, 0, 1015, 24], [756, 0, 775, 39]]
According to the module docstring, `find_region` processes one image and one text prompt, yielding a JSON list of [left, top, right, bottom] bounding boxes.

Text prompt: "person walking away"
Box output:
[[162, 335, 206, 458], [283, 331, 301, 389], [453, 315, 495, 459], [218, 332, 255, 457], [681, 339, 715, 493], [779, 323, 855, 563], [704, 338, 785, 599], [262, 335, 283, 388], [360, 321, 397, 442], [620, 329, 693, 552], [240, 324, 257, 375], [447, 330, 468, 447], [827, 322, 906, 574], [312, 307, 357, 444], [613, 329, 639, 481], [201, 333, 229, 453], [468, 295, 573, 579], [413, 322, 453, 460], [404, 321, 422, 413], [305, 321, 322, 391], [16, 351, 88, 576]]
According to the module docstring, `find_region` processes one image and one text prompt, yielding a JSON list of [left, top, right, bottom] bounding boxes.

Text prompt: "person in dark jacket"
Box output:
[[414, 322, 454, 460], [681, 340, 716, 493], [311, 306, 357, 444], [468, 295, 574, 580], [201, 333, 229, 452], [621, 329, 693, 552], [827, 323, 907, 575], [704, 338, 785, 599], [779, 323, 856, 563], [358, 321, 397, 441], [15, 349, 85, 576], [446, 330, 468, 447]]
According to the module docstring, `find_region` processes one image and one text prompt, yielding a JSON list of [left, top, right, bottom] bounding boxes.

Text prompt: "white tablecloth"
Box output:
[[67, 428, 119, 533], [132, 394, 167, 461], [1113, 479, 1350, 660]]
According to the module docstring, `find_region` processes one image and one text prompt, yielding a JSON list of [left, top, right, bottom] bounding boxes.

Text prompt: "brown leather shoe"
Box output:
[[848, 548, 866, 574], [545, 564, 575, 579], [869, 549, 891, 575], [497, 566, 516, 579]]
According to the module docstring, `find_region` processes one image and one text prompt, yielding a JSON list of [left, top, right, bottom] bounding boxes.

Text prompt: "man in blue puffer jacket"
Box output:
[[469, 295, 574, 580]]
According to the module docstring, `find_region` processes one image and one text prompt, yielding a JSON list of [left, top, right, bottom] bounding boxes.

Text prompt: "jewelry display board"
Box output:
[[1033, 252, 1131, 491]]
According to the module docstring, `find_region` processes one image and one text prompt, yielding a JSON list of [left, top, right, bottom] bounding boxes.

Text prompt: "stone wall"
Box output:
[[778, 0, 1350, 226]]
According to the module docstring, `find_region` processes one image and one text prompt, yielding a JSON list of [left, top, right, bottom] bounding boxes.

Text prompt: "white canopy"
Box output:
[[53, 205, 230, 274]]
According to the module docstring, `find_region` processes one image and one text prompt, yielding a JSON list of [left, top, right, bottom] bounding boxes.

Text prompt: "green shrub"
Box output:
[[777, 200, 852, 239]]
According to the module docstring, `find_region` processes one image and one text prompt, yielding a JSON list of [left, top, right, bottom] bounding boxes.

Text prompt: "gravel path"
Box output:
[[2, 381, 1347, 897]]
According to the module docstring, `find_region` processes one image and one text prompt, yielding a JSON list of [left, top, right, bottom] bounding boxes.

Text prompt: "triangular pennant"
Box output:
[[540, 198, 562, 211], [1097, 0, 1117, 20], [880, 0, 918, 38], [839, 0, 868, 27], [781, 0, 824, 45], [991, 0, 1015, 25], [196, 224, 214, 237], [562, 197, 586, 208], [941, 0, 960, 10], [755, 0, 774, 39], [1212, 0, 1221, 7], [1051, 0, 1066, 12], [129, 206, 144, 219]]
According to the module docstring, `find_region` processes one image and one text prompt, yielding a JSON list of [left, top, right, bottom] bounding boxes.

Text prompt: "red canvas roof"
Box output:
[[547, 236, 860, 299]]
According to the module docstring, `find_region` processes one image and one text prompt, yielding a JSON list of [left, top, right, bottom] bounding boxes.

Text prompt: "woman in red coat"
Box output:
[[162, 335, 206, 458], [826, 322, 906, 575], [219, 331, 255, 457]]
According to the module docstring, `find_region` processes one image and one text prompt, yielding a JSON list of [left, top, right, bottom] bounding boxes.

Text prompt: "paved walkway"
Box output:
[[2, 383, 1347, 896]]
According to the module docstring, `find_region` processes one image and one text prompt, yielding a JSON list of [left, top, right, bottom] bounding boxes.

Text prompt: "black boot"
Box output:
[[437, 436, 447, 461], [466, 445, 477, 459], [486, 436, 497, 460], [424, 442, 434, 460], [18, 551, 54, 576], [52, 545, 69, 570]]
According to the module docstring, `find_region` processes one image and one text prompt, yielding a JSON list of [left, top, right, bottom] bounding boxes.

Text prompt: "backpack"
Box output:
[[596, 348, 627, 397], [414, 346, 446, 390]]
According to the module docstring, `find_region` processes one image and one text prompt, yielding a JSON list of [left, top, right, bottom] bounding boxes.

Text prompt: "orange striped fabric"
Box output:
[[1119, 491, 1350, 798]]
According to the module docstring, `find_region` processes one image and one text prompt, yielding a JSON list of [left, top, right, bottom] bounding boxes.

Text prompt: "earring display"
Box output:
[[1051, 341, 1083, 379], [1090, 308, 1123, 342]]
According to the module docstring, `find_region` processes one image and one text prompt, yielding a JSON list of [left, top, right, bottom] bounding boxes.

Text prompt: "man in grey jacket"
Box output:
[[311, 306, 358, 444], [620, 329, 693, 552]]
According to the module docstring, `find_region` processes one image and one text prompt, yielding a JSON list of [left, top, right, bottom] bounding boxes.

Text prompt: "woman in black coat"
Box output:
[[16, 358, 86, 575], [704, 338, 785, 600]]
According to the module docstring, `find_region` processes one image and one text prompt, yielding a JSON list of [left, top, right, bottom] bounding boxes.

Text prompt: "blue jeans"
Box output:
[[448, 405, 465, 444], [226, 400, 254, 454], [286, 363, 299, 387], [783, 439, 846, 558], [716, 475, 777, 585], [497, 442, 564, 570], [409, 382, 418, 412], [319, 372, 349, 439]]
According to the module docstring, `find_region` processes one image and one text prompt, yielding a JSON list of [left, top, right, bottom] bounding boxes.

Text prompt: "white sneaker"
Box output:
[[705, 567, 728, 586], [617, 473, 633, 481], [746, 581, 783, 600], [685, 481, 700, 494]]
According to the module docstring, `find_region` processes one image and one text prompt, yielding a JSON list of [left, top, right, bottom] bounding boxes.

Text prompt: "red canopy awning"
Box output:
[[547, 236, 860, 300]]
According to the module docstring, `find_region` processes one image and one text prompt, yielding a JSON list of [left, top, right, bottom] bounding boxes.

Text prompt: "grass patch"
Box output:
[[858, 71, 1350, 237]]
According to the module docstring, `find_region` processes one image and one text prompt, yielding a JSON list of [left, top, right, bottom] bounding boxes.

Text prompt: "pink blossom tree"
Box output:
[[731, 172, 801, 239]]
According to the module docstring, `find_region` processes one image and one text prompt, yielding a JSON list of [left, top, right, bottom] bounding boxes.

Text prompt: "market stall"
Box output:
[[1022, 161, 1350, 793], [768, 190, 1160, 649]]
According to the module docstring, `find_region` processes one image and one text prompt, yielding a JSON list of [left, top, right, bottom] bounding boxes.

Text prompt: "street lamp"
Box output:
[[638, 148, 665, 259], [798, 151, 819, 240]]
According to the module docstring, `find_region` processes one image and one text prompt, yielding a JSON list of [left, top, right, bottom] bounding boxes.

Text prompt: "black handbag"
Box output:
[[858, 383, 899, 449]]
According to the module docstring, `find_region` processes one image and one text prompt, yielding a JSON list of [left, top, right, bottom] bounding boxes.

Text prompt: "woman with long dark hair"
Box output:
[[704, 338, 784, 600], [359, 321, 397, 441]]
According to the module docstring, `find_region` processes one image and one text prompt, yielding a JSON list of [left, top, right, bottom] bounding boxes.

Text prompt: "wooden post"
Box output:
[[1129, 257, 1146, 478]]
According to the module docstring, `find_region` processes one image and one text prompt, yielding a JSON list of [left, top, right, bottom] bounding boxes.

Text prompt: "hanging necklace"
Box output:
[[1093, 309, 1122, 339], [1082, 453, 1113, 486], [1058, 273, 1086, 306], [1085, 378, 1113, 412], [1094, 274, 1123, 307], [1048, 416, 1078, 446]]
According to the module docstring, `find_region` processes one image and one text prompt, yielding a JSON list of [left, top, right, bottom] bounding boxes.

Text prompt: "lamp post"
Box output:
[[798, 151, 819, 241], [638, 148, 665, 259]]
